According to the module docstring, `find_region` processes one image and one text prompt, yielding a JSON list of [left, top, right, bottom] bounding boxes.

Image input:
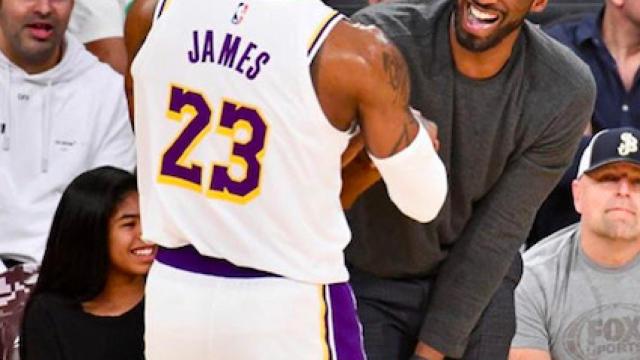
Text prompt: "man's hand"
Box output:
[[415, 341, 445, 360]]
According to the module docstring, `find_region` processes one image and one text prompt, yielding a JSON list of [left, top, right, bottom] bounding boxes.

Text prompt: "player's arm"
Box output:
[[313, 21, 447, 222], [86, 37, 128, 75], [509, 348, 552, 360], [124, 0, 158, 126]]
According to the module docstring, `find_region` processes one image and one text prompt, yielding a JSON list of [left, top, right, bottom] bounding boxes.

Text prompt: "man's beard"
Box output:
[[453, 3, 524, 52]]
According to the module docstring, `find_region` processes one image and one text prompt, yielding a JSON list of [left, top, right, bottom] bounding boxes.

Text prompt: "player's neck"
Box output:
[[581, 230, 640, 268], [449, 16, 520, 80]]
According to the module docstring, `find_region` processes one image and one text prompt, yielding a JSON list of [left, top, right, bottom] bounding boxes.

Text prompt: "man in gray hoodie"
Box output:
[[0, 0, 136, 270]]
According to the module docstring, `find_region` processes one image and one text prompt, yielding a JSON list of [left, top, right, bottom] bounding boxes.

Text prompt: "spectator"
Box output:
[[20, 166, 155, 360], [0, 0, 136, 269], [342, 0, 596, 358], [510, 127, 640, 360], [528, 0, 640, 245], [547, 0, 640, 133], [67, 0, 129, 74]]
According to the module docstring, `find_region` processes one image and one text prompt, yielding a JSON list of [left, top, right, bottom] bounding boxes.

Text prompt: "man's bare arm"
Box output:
[[124, 0, 157, 125], [313, 21, 418, 157], [314, 21, 447, 220], [86, 37, 127, 75]]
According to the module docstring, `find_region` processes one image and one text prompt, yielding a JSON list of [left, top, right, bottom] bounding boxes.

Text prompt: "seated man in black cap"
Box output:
[[510, 127, 640, 360]]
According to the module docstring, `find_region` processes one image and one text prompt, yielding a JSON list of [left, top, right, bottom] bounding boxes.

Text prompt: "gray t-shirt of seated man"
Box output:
[[512, 223, 640, 360]]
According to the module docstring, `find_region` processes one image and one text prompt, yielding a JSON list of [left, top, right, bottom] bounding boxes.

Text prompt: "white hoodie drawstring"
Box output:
[[41, 80, 52, 173], [2, 67, 10, 151]]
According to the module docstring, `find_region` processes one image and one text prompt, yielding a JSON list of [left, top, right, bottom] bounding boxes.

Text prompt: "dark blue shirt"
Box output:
[[545, 10, 640, 132]]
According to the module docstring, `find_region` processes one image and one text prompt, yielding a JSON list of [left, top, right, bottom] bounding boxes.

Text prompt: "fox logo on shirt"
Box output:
[[231, 2, 249, 24]]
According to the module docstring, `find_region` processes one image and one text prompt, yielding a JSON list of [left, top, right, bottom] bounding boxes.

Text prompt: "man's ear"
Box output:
[[529, 0, 548, 13], [572, 179, 584, 215]]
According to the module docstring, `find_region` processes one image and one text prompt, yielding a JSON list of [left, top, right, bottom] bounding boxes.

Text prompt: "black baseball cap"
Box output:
[[577, 127, 640, 178]]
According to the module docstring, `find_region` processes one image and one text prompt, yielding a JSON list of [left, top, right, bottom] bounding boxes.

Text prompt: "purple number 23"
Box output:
[[159, 85, 268, 204]]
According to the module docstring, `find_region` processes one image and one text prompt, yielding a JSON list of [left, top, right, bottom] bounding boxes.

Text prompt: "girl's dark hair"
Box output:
[[31, 166, 137, 302]]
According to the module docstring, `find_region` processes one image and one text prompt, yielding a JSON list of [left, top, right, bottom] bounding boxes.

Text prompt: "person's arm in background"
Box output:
[[68, 0, 128, 74], [124, 0, 157, 125], [85, 38, 127, 75]]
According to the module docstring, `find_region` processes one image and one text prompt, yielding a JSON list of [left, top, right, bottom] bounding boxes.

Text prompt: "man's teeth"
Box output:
[[469, 5, 498, 22], [132, 247, 154, 256]]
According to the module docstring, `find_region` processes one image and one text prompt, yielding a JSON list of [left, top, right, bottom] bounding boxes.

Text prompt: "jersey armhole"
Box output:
[[306, 11, 344, 63], [153, 0, 172, 22]]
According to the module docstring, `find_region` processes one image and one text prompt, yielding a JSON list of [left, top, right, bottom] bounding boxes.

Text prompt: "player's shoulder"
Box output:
[[330, 19, 398, 56], [321, 19, 404, 78], [524, 22, 596, 96]]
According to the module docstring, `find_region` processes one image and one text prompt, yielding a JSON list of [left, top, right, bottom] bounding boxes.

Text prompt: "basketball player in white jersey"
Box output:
[[125, 0, 448, 358]]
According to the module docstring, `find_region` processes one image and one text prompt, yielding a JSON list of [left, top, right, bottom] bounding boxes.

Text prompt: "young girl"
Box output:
[[20, 166, 156, 360]]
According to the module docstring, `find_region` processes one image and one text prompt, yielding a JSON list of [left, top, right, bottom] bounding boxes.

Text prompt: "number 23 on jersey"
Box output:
[[158, 85, 269, 204]]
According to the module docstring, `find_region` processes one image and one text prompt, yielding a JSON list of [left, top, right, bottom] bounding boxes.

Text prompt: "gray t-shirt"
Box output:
[[513, 223, 640, 360]]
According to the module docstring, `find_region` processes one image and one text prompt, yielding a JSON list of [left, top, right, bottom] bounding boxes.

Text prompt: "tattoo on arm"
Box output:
[[382, 50, 409, 104], [379, 50, 415, 157], [387, 109, 418, 156]]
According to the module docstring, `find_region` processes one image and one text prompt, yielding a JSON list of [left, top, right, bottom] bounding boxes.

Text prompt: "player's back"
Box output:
[[132, 0, 351, 283]]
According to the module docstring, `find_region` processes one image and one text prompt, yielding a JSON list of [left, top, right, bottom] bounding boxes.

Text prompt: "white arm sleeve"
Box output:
[[369, 122, 447, 223]]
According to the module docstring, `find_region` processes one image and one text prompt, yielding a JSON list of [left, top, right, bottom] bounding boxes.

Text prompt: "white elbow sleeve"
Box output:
[[369, 123, 448, 223]]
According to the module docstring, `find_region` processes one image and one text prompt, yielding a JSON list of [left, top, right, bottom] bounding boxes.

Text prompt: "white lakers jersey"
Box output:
[[132, 0, 351, 283]]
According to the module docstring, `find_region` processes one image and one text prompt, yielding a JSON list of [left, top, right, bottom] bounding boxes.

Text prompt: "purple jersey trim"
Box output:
[[156, 245, 279, 278], [327, 283, 367, 360]]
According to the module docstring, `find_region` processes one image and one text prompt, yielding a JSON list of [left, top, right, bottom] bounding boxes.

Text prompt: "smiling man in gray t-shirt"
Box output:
[[511, 127, 640, 360]]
